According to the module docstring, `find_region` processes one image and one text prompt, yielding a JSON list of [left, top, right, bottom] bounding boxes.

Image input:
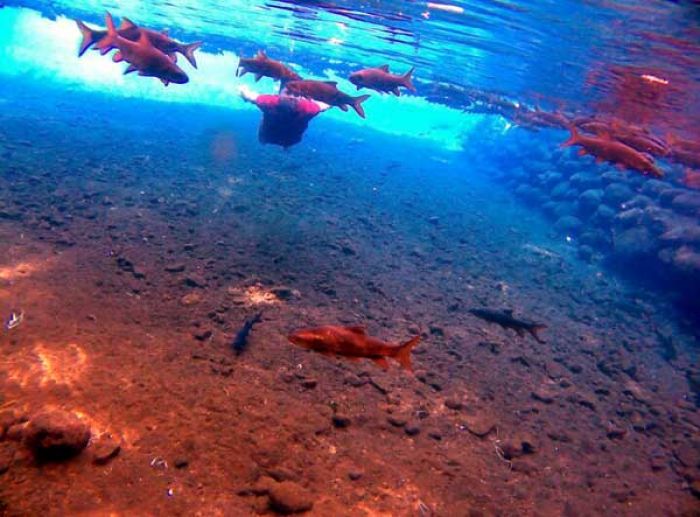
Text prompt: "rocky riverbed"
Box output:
[[0, 81, 698, 515]]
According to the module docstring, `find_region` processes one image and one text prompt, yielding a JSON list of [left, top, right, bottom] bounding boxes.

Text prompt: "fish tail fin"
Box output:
[[181, 41, 202, 68], [96, 12, 118, 54], [351, 94, 370, 118], [529, 324, 547, 344], [403, 67, 416, 92], [561, 124, 579, 148], [76, 20, 98, 57], [393, 335, 420, 372]]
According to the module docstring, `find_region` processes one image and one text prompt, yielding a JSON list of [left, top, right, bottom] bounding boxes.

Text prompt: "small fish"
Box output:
[[469, 308, 546, 343], [348, 65, 415, 96], [236, 50, 301, 83], [561, 125, 663, 178], [283, 80, 370, 118], [5, 310, 24, 330], [288, 325, 420, 371], [232, 312, 263, 355]]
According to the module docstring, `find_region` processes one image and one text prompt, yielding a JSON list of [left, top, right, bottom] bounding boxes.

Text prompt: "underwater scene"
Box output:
[[1, 0, 699, 515]]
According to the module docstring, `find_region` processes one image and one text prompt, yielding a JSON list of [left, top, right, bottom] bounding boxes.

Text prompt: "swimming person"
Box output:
[[239, 85, 330, 149]]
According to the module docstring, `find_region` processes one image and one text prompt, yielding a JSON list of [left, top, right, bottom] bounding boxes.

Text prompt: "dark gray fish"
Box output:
[[232, 312, 263, 355], [469, 308, 546, 343]]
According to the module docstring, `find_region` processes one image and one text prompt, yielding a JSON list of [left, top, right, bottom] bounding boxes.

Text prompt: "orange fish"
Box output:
[[562, 125, 663, 178], [236, 50, 301, 83], [96, 13, 189, 86], [349, 65, 416, 96], [288, 325, 420, 371]]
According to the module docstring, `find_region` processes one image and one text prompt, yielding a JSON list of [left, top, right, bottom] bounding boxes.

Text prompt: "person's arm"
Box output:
[[239, 85, 258, 104]]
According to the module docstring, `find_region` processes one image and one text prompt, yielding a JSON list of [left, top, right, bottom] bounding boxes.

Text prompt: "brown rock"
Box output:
[[268, 481, 314, 514], [180, 293, 202, 306], [24, 410, 91, 461], [91, 434, 121, 465]]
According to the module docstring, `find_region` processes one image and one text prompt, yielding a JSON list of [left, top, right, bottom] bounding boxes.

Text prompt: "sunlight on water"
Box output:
[[0, 7, 483, 149]]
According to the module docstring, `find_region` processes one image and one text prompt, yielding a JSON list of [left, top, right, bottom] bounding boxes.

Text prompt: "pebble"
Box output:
[[301, 379, 318, 389], [461, 415, 496, 438], [348, 471, 363, 481], [180, 293, 202, 306], [164, 263, 186, 273], [331, 415, 351, 429], [387, 416, 407, 428], [267, 481, 314, 514], [91, 434, 121, 465], [404, 423, 421, 436], [174, 458, 189, 469], [444, 398, 463, 411]]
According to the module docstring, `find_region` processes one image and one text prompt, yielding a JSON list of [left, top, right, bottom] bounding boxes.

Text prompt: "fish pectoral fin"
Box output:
[[255, 73, 263, 82], [372, 357, 390, 369], [124, 64, 138, 75], [339, 105, 349, 112], [378, 64, 390, 71]]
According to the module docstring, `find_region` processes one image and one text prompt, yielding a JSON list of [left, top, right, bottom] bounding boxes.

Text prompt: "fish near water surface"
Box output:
[[349, 65, 416, 96], [283, 80, 370, 118], [469, 308, 547, 344], [288, 325, 420, 371], [76, 18, 202, 68], [561, 125, 663, 178], [236, 50, 301, 83], [95, 13, 189, 86]]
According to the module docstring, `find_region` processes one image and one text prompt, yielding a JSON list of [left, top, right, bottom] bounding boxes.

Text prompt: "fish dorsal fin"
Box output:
[[138, 30, 151, 46], [119, 17, 137, 30], [257, 50, 267, 59], [346, 325, 366, 335], [378, 64, 389, 71]]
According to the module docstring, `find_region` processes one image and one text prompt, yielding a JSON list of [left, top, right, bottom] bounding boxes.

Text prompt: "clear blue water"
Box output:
[[0, 1, 699, 515]]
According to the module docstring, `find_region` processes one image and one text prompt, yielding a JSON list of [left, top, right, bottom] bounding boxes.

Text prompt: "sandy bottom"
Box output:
[[0, 82, 698, 516]]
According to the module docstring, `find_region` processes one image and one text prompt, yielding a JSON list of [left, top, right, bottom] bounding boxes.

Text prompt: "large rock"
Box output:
[[613, 227, 657, 257], [24, 411, 91, 461], [604, 183, 634, 206], [671, 192, 700, 216], [615, 208, 644, 229], [671, 246, 700, 275], [641, 179, 671, 198], [268, 481, 314, 514], [555, 215, 583, 235], [660, 223, 700, 246], [591, 205, 616, 227], [570, 172, 602, 190], [578, 189, 604, 215]]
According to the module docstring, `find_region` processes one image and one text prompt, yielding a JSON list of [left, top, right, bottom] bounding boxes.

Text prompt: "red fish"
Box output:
[[76, 18, 201, 68], [284, 80, 370, 118], [575, 118, 668, 157], [288, 325, 420, 371], [236, 50, 301, 83], [95, 13, 189, 86], [348, 65, 415, 96], [561, 126, 663, 178]]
